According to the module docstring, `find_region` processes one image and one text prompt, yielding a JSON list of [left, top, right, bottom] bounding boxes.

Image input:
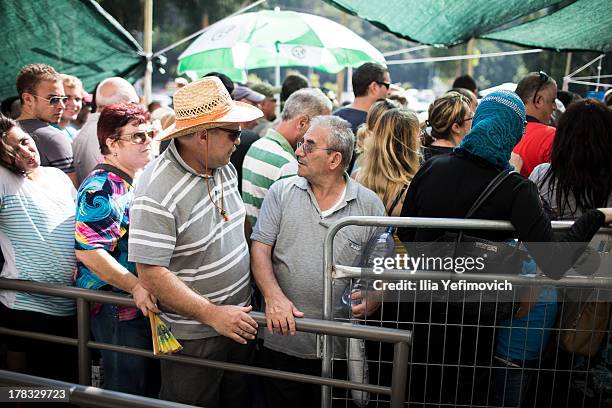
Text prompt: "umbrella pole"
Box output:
[[143, 0, 153, 105], [275, 41, 281, 115]]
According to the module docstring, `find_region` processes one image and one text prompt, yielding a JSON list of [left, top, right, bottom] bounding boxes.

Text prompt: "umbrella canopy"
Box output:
[[177, 9, 385, 84]]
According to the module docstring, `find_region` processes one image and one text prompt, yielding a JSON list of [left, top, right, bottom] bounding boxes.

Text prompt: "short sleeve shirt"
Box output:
[[75, 165, 135, 290], [128, 140, 251, 340], [512, 121, 555, 177], [251, 175, 385, 358], [332, 107, 367, 135], [242, 128, 298, 226], [0, 166, 76, 316], [19, 119, 75, 174]]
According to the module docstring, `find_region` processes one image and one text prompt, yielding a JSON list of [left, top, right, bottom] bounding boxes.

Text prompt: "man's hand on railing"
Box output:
[[208, 305, 258, 345], [350, 290, 381, 318], [131, 282, 160, 316], [264, 294, 304, 336], [598, 208, 612, 225]]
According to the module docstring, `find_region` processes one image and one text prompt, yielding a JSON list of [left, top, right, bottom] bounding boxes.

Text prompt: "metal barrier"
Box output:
[[0, 369, 194, 408], [0, 277, 412, 408], [323, 216, 612, 407]]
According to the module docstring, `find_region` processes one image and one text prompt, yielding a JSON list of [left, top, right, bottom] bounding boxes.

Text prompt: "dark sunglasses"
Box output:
[[532, 71, 550, 104], [216, 127, 242, 141], [117, 130, 155, 145], [33, 94, 68, 106], [376, 81, 391, 90]]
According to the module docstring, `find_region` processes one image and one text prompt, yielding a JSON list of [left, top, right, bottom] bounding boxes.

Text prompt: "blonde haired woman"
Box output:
[[352, 99, 397, 176], [357, 108, 421, 216], [423, 91, 473, 161]]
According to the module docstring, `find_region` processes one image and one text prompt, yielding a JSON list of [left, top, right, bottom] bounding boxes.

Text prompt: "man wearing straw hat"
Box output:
[[128, 76, 263, 407]]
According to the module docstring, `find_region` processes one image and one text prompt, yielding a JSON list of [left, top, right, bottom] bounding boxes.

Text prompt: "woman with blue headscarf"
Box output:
[[395, 91, 612, 406]]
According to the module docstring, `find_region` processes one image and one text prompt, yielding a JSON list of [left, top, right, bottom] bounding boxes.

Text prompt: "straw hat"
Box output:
[[159, 76, 263, 141]]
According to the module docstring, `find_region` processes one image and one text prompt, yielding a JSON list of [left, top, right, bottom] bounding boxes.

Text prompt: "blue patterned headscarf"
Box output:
[[455, 90, 526, 170]]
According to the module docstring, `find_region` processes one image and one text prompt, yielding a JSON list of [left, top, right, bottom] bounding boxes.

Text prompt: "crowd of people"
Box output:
[[0, 60, 611, 408]]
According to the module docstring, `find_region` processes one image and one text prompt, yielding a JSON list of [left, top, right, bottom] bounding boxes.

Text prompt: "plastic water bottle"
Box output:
[[364, 226, 396, 268], [341, 279, 368, 306]]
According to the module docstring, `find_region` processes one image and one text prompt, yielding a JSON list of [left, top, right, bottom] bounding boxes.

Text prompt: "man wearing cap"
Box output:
[[128, 76, 263, 407], [251, 115, 385, 407], [233, 84, 265, 130], [251, 82, 277, 135]]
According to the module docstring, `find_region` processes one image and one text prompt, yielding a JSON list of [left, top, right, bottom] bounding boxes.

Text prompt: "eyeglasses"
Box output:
[[460, 115, 474, 123], [32, 94, 68, 106], [117, 130, 155, 145], [532, 71, 550, 104], [215, 127, 242, 142], [296, 141, 336, 154], [376, 81, 391, 90]]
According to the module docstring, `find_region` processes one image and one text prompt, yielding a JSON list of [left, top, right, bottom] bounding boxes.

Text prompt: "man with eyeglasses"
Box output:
[[251, 115, 385, 407], [53, 74, 85, 143], [242, 88, 332, 236], [333, 62, 391, 173], [16, 63, 77, 186], [512, 71, 558, 177]]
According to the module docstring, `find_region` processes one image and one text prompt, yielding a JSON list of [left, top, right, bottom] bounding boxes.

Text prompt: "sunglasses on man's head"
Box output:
[[532, 71, 550, 104], [376, 81, 391, 90], [117, 130, 155, 145], [33, 94, 68, 106]]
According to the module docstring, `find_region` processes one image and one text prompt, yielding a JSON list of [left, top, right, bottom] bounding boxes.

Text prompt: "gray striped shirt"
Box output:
[[128, 140, 251, 340]]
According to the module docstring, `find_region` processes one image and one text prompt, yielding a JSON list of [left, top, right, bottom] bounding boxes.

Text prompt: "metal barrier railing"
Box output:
[[0, 369, 194, 408], [322, 216, 612, 407], [0, 277, 412, 408]]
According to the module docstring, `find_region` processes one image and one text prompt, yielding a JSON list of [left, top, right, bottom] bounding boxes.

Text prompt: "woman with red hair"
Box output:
[[74, 102, 159, 395]]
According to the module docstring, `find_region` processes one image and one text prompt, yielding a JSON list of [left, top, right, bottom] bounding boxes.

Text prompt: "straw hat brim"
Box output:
[[158, 101, 263, 141]]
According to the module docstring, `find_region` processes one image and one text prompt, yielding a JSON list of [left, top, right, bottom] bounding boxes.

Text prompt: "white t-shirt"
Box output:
[[0, 166, 77, 316]]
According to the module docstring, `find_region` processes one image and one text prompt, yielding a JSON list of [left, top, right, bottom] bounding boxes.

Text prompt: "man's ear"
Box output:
[[329, 151, 343, 171], [298, 115, 309, 129], [367, 81, 377, 96], [21, 93, 33, 107], [196, 129, 207, 140]]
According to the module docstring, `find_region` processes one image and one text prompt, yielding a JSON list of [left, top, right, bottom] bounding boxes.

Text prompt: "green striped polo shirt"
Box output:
[[242, 128, 297, 227]]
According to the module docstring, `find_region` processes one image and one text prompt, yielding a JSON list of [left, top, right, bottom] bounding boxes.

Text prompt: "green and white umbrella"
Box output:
[[177, 9, 386, 85]]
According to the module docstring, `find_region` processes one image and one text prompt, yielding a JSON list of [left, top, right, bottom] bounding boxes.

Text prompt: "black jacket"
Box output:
[[397, 150, 605, 279]]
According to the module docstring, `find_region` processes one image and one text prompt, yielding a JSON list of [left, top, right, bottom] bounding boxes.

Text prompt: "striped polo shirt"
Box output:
[[0, 166, 76, 316], [128, 139, 251, 340], [242, 128, 297, 227]]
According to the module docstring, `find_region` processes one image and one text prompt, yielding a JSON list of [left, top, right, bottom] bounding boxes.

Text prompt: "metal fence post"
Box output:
[[390, 341, 410, 408], [321, 217, 340, 408], [77, 297, 91, 386]]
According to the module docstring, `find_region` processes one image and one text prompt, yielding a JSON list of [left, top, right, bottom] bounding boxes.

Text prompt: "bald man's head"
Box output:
[[95, 77, 139, 109]]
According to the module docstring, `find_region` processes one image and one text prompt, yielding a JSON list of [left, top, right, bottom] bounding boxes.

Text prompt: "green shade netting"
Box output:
[[323, 0, 564, 46], [0, 0, 145, 98], [483, 0, 612, 52]]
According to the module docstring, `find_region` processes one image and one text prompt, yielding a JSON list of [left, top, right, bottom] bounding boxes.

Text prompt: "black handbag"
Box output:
[[418, 170, 525, 322], [442, 170, 525, 276]]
